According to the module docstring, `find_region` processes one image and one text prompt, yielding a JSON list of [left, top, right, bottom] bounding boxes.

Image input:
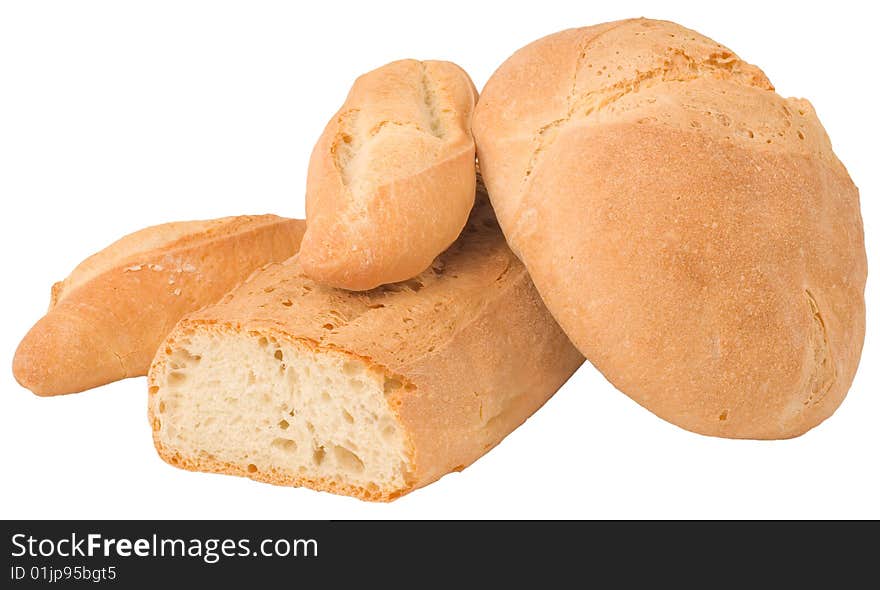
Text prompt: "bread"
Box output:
[[14, 215, 306, 396], [147, 188, 583, 501], [299, 59, 479, 290], [472, 18, 866, 439]]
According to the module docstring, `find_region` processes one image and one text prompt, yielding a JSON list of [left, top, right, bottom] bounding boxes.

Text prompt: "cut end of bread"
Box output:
[[149, 325, 413, 501]]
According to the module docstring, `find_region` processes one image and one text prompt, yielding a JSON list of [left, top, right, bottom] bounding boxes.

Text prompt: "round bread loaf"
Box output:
[[473, 18, 866, 439]]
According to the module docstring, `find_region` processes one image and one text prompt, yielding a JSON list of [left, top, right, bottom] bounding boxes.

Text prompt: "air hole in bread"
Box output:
[[281, 299, 293, 307], [271, 438, 298, 453], [258, 337, 269, 348], [149, 386, 159, 395], [247, 463, 258, 473], [322, 323, 335, 331], [342, 409, 354, 424], [173, 348, 201, 365], [312, 446, 326, 465], [383, 377, 403, 394], [168, 371, 187, 385], [274, 350, 283, 361], [278, 419, 289, 430], [333, 445, 365, 473], [718, 410, 729, 421]]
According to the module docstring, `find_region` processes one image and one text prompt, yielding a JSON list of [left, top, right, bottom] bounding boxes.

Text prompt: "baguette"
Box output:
[[14, 215, 306, 396], [299, 59, 478, 290], [148, 187, 583, 500], [472, 18, 867, 438]]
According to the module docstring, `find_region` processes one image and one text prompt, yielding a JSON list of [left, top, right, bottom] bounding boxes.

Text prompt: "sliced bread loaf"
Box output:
[[148, 189, 583, 500]]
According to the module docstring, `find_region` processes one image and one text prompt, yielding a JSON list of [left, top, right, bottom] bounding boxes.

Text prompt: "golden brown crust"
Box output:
[[14, 216, 306, 396], [473, 18, 772, 239], [300, 59, 479, 290], [473, 18, 867, 438], [50, 216, 268, 306], [523, 124, 864, 438], [148, 188, 584, 499]]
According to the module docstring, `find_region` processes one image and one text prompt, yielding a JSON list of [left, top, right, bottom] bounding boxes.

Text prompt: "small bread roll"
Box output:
[[300, 59, 478, 291], [14, 216, 305, 396], [473, 18, 867, 439]]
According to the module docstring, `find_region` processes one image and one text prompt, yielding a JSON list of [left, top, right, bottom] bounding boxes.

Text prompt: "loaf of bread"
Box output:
[[473, 18, 866, 439], [14, 215, 306, 396], [299, 59, 479, 290], [148, 188, 583, 501]]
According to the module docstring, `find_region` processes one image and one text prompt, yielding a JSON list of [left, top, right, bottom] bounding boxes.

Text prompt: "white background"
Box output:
[[1, 0, 876, 519]]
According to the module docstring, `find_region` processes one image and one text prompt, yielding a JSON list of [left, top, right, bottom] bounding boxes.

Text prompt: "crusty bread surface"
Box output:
[[299, 59, 479, 290], [473, 18, 866, 439], [14, 216, 306, 395], [148, 190, 584, 501]]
